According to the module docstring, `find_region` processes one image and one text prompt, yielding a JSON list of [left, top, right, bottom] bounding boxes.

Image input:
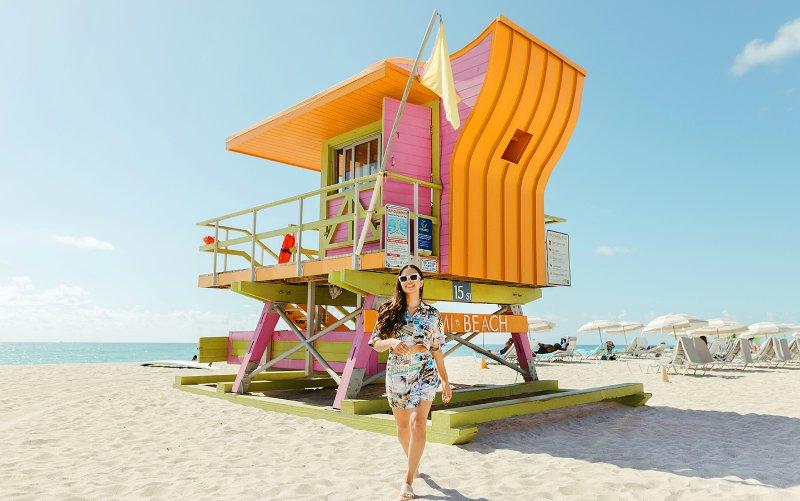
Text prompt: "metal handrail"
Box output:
[[199, 172, 444, 280]]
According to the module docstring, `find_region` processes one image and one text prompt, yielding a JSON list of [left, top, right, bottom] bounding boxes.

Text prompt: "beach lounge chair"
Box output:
[[707, 338, 723, 359], [537, 336, 578, 362], [751, 337, 783, 368], [638, 343, 667, 358], [485, 344, 518, 365], [576, 342, 605, 360], [715, 338, 748, 369], [615, 338, 645, 358], [788, 337, 800, 358], [647, 336, 712, 375], [774, 338, 795, 365]]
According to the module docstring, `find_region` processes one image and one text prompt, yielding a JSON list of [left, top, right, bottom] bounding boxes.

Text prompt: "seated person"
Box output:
[[490, 338, 514, 357], [533, 342, 560, 354]]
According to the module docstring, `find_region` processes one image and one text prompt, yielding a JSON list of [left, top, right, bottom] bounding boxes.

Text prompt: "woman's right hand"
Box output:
[[390, 338, 410, 355]]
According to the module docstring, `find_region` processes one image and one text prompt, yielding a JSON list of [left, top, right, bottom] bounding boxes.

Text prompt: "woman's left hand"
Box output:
[[441, 381, 452, 404]]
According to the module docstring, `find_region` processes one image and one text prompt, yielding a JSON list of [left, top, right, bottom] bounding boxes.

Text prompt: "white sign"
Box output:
[[419, 256, 439, 273], [384, 204, 410, 268], [546, 230, 571, 286]]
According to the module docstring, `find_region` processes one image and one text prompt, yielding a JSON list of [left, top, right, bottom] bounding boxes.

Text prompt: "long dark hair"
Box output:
[[373, 264, 425, 340]]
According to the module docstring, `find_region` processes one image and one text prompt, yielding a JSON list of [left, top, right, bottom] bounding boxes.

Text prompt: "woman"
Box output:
[[368, 264, 451, 500]]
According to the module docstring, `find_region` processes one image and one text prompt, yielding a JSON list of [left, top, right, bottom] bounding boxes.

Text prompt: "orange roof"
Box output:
[[226, 59, 438, 171]]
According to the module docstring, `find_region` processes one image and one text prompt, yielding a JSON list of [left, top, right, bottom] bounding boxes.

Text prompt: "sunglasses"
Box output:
[[398, 273, 421, 283]]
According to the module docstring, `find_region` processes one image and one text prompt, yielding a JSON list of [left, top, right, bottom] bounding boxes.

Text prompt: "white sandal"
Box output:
[[399, 482, 415, 500]]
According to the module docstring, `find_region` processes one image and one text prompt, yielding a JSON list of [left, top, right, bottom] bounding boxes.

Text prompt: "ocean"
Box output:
[[0, 342, 604, 365]]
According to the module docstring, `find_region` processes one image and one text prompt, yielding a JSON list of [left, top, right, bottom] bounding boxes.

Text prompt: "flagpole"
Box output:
[[353, 9, 439, 260]]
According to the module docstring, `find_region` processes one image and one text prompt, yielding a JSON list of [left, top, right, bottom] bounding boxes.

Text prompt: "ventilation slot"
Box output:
[[501, 129, 533, 164]]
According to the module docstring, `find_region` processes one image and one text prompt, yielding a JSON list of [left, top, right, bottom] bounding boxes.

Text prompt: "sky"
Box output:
[[1, 1, 799, 344]]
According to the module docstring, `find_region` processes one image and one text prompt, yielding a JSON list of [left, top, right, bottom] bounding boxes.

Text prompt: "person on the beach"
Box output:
[[368, 264, 451, 500], [491, 338, 514, 356]]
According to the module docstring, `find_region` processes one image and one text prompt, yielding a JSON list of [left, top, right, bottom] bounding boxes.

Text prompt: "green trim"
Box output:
[[328, 270, 543, 305], [431, 383, 647, 429], [174, 382, 476, 445], [231, 281, 358, 306], [423, 100, 441, 255], [320, 120, 383, 255], [217, 377, 339, 394], [341, 380, 559, 415], [173, 371, 307, 386]]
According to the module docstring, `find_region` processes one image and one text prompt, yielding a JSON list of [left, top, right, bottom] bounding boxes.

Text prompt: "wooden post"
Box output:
[[232, 302, 280, 394], [332, 294, 376, 410]]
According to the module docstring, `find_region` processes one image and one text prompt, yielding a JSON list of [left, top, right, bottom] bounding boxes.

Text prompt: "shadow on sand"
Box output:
[[461, 402, 800, 489]]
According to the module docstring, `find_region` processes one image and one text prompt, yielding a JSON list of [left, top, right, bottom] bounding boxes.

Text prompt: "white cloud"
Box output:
[[0, 276, 258, 342], [730, 18, 800, 76], [595, 246, 635, 256], [52, 234, 114, 250]]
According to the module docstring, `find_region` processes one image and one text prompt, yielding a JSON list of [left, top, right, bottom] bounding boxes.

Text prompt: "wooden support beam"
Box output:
[[431, 383, 646, 429], [174, 371, 306, 386], [329, 269, 542, 304], [231, 281, 358, 306], [217, 377, 339, 393], [340, 380, 559, 415]]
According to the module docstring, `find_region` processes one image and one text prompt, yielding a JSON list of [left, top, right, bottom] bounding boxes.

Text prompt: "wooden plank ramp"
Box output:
[[174, 373, 650, 445]]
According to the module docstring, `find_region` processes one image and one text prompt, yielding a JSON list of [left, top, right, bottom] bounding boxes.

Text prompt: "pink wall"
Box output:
[[438, 33, 493, 272], [383, 98, 432, 252]]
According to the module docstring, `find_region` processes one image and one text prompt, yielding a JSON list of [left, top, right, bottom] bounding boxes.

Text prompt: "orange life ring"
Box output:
[[278, 233, 295, 264]]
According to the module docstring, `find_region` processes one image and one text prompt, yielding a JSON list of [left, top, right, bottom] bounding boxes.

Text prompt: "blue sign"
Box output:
[[417, 216, 433, 255]]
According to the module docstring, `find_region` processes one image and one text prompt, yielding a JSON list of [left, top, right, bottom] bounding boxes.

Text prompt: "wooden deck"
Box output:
[[174, 372, 650, 445]]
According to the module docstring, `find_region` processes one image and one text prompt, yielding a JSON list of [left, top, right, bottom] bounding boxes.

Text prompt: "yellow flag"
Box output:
[[420, 20, 461, 130]]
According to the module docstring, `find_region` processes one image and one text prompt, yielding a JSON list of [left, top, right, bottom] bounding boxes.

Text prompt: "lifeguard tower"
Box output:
[[176, 15, 650, 445]]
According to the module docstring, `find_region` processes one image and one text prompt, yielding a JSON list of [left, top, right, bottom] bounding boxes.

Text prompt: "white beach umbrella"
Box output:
[[642, 313, 707, 338], [781, 323, 800, 336], [578, 320, 620, 344], [527, 317, 556, 333], [603, 321, 643, 345], [739, 322, 791, 339], [685, 319, 747, 338], [527, 317, 555, 343]]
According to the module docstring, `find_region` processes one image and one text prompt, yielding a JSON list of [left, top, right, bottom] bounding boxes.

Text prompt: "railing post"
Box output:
[[296, 198, 304, 277], [212, 221, 219, 286], [250, 210, 257, 281], [224, 229, 229, 272], [413, 180, 419, 266], [352, 182, 359, 269]]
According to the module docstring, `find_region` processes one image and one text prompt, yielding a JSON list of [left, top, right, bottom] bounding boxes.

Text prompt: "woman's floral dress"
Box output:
[[369, 301, 446, 409]]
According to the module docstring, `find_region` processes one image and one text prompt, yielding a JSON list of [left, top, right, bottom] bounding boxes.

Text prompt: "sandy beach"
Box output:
[[1, 358, 798, 500]]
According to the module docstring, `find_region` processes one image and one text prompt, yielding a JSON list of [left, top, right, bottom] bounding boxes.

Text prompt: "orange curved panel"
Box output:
[[448, 17, 586, 286]]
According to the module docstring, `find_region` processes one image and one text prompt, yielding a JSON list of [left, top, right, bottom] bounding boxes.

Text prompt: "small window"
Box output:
[[501, 129, 533, 164], [333, 134, 381, 188]]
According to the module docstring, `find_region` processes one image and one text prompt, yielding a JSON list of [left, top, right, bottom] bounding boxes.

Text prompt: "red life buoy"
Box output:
[[278, 233, 295, 264]]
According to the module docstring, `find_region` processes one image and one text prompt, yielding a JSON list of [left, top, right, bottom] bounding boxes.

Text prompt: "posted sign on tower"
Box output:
[[546, 229, 571, 286]]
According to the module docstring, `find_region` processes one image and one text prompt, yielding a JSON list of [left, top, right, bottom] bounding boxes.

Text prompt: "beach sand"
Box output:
[[1, 358, 798, 500]]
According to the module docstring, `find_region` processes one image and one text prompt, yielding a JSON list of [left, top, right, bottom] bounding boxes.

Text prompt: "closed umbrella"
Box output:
[[603, 321, 643, 346], [578, 320, 620, 344]]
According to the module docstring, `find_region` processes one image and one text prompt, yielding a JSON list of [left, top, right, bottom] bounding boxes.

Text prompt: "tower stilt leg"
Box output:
[[332, 294, 376, 409], [232, 301, 279, 394]]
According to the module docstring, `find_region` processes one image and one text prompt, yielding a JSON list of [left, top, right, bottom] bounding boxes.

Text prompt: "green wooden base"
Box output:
[[174, 373, 650, 445], [216, 377, 339, 393]]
